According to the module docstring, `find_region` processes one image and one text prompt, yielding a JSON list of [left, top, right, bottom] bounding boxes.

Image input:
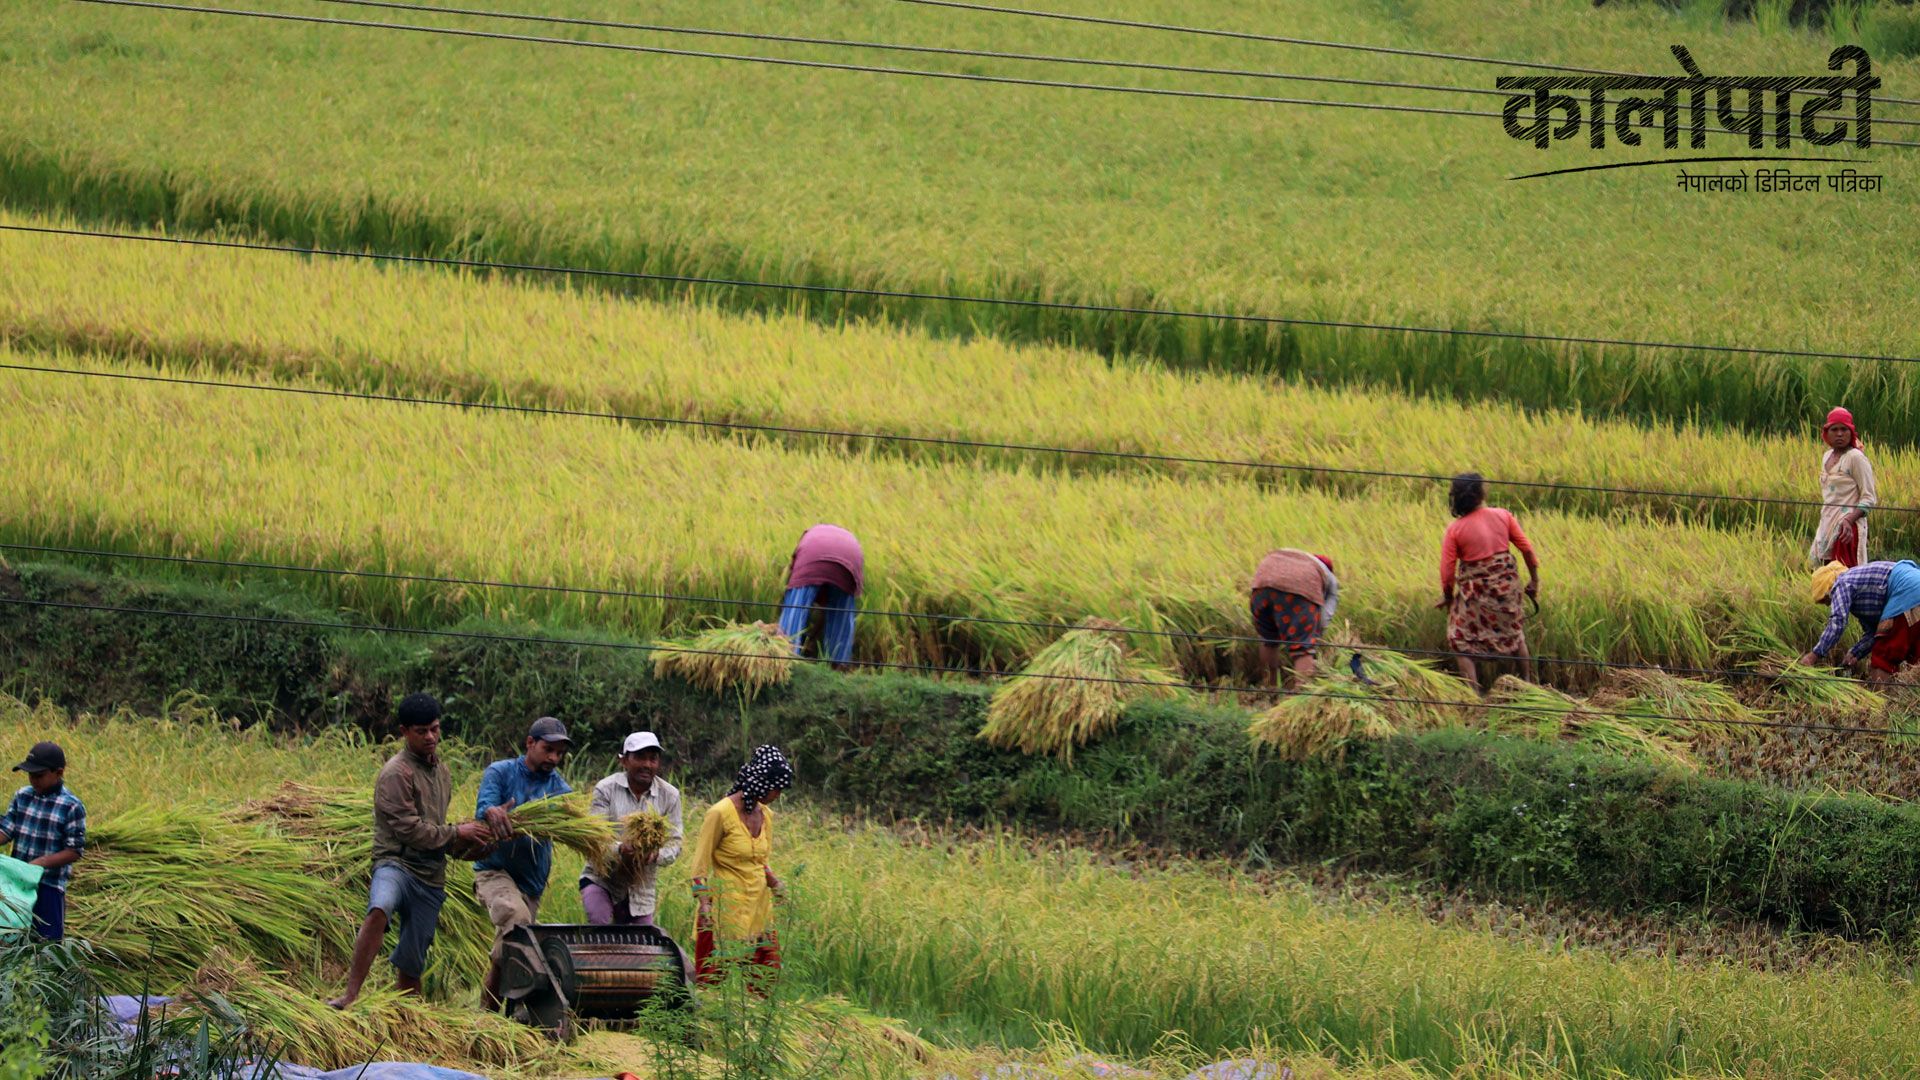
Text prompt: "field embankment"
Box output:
[[8, 559, 1920, 944], [2, 1, 1915, 437], [2, 214, 1913, 550], [14, 694, 1920, 1079]]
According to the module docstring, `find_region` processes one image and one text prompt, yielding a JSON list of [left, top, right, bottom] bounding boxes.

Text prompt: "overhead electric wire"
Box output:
[[896, 0, 1920, 110], [313, 0, 1519, 104], [10, 221, 1920, 377], [0, 540, 1892, 695], [5, 357, 1912, 520], [2, 593, 1911, 740], [72, 0, 1920, 146]]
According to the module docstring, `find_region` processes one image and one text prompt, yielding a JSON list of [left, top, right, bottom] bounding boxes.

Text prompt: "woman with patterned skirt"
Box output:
[[1438, 473, 1539, 691]]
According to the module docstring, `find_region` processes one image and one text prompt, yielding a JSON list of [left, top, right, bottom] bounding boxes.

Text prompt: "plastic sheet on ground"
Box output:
[[99, 997, 487, 1080]]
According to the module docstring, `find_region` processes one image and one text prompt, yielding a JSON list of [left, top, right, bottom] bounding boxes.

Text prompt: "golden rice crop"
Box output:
[[509, 793, 618, 867], [5, 1, 1914, 443], [1608, 668, 1766, 742], [1350, 646, 1483, 730], [653, 620, 795, 699], [2, 211, 1911, 548], [978, 619, 1182, 759], [0, 349, 1834, 680], [1248, 678, 1397, 761], [1488, 676, 1697, 770], [1766, 660, 1889, 720], [605, 808, 673, 883]]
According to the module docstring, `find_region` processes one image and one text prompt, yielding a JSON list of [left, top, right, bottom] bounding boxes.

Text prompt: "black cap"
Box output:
[[528, 716, 572, 744], [395, 693, 443, 729], [12, 741, 65, 774]]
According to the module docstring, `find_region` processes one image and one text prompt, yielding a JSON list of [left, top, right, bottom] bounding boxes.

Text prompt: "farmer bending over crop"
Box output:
[[579, 731, 683, 927], [1802, 560, 1895, 675], [475, 715, 574, 1011], [1438, 473, 1539, 691], [1249, 548, 1339, 687], [689, 745, 792, 988], [778, 523, 864, 672], [1810, 407, 1877, 569], [330, 694, 494, 1009], [0, 740, 86, 943], [1804, 558, 1920, 681]]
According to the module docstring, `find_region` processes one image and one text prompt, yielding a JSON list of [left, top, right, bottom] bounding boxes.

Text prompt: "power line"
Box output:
[[0, 539, 1889, 694], [69, 0, 1492, 122], [3, 593, 1912, 741], [4, 357, 1910, 520], [9, 222, 1918, 379], [72, 0, 1920, 146], [896, 0, 1920, 111], [313, 0, 1519, 104]]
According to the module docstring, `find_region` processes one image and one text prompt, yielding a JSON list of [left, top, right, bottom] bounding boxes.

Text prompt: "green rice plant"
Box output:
[[507, 793, 617, 868], [0, 348, 1845, 682], [4, 213, 1916, 550], [0, 2, 1912, 441], [1248, 677, 1396, 760], [653, 621, 796, 699], [979, 619, 1182, 759]]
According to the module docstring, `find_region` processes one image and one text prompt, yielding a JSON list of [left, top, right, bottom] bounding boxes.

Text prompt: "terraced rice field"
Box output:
[[21, 696, 1920, 1079], [3, 0, 1919, 435]]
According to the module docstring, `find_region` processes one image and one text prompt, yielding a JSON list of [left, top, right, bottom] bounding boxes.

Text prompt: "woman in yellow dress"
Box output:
[[687, 745, 792, 984]]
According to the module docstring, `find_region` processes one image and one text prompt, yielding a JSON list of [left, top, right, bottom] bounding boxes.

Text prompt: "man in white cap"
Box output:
[[578, 731, 683, 927]]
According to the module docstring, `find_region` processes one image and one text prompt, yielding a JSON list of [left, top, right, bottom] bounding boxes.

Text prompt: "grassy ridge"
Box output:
[[4, 214, 1913, 550], [0, 348, 1832, 678], [14, 695, 1920, 1078], [0, 1, 1914, 436]]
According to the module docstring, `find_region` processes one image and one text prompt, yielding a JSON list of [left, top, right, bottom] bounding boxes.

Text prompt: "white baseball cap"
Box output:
[[622, 731, 663, 754]]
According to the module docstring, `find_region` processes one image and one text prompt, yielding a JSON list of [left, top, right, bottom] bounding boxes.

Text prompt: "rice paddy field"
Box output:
[[21, 695, 1920, 1080], [8, 0, 1920, 1073]]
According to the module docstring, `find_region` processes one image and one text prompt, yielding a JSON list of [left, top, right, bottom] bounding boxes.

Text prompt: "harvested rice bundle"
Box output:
[[1487, 676, 1697, 771], [188, 950, 554, 1072], [510, 793, 617, 868], [1248, 678, 1395, 761], [1767, 659, 1887, 720], [653, 620, 796, 698], [1351, 647, 1481, 730], [69, 806, 355, 986], [1608, 669, 1765, 742], [602, 809, 672, 881], [978, 618, 1182, 760]]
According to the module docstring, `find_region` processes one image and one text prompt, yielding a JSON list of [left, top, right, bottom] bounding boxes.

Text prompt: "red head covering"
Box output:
[[1314, 554, 1335, 574], [1824, 407, 1860, 450]]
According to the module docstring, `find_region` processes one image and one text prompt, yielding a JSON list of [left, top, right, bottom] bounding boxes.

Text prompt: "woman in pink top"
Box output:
[[1437, 473, 1539, 690]]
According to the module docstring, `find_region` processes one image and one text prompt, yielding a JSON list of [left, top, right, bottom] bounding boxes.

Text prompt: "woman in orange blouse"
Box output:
[[1438, 472, 1539, 691], [687, 745, 792, 986]]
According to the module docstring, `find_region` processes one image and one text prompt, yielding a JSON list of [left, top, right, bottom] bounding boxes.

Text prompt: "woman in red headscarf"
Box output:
[[1811, 407, 1877, 569]]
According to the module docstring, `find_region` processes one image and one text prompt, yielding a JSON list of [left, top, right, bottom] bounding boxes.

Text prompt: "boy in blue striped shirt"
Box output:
[[0, 741, 87, 941]]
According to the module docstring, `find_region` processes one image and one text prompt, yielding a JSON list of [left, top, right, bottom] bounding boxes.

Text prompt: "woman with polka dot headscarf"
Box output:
[[687, 745, 793, 985]]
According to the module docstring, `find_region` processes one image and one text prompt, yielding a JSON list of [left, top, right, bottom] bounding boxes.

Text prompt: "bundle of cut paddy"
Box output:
[[67, 806, 355, 987], [1487, 676, 1697, 771], [1608, 668, 1765, 742], [510, 793, 617, 868], [1349, 646, 1481, 730], [603, 808, 672, 882], [978, 618, 1182, 760], [1248, 677, 1395, 761], [1766, 658, 1887, 721], [187, 949, 554, 1072], [653, 620, 796, 698]]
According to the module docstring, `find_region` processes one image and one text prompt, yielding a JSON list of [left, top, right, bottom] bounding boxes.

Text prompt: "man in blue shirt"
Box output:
[[0, 741, 86, 942], [474, 715, 573, 1010]]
